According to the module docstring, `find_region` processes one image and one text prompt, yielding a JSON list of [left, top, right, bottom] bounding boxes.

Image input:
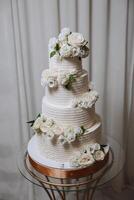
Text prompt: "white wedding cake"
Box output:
[[27, 28, 109, 169]]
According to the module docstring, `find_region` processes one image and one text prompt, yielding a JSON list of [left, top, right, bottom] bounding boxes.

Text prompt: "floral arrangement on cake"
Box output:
[[72, 90, 99, 109], [58, 126, 86, 145], [27, 114, 86, 144], [41, 69, 78, 89], [48, 28, 89, 59], [71, 143, 109, 168]]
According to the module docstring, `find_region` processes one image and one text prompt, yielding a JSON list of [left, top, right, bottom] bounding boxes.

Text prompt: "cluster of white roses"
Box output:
[[58, 126, 85, 145], [72, 90, 99, 109], [48, 28, 89, 59], [32, 115, 62, 140], [41, 69, 78, 89], [32, 115, 86, 144], [71, 143, 109, 168]]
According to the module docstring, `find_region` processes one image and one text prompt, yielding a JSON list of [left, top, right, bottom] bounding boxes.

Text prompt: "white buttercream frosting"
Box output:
[[49, 57, 82, 72], [33, 117, 101, 163], [42, 97, 97, 128], [45, 70, 89, 106]]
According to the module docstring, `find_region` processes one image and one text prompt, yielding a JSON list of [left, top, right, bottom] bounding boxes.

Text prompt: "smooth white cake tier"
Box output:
[[29, 118, 101, 166], [45, 70, 89, 106], [49, 57, 82, 72], [42, 98, 98, 128]]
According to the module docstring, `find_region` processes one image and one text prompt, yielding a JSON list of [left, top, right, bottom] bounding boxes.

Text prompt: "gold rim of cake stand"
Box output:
[[28, 152, 109, 179]]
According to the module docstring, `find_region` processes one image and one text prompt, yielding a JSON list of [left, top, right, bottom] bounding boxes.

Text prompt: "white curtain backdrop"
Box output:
[[0, 0, 134, 199]]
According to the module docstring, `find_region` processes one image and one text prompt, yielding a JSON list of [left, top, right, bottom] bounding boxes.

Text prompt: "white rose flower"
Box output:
[[80, 147, 90, 155], [73, 127, 83, 136], [70, 156, 80, 167], [69, 69, 78, 75], [103, 145, 109, 154], [41, 79, 47, 88], [94, 150, 105, 161], [61, 27, 70, 36], [47, 76, 58, 88], [83, 101, 88, 108], [68, 32, 86, 47], [79, 101, 88, 108], [58, 28, 70, 44], [86, 143, 100, 154], [91, 90, 99, 98], [60, 44, 72, 58], [58, 135, 67, 145], [48, 37, 58, 50], [41, 114, 47, 122], [79, 46, 89, 58], [45, 119, 55, 128], [71, 99, 77, 108], [47, 130, 55, 140], [89, 82, 94, 90], [58, 73, 69, 86], [66, 132, 76, 143], [71, 47, 81, 57], [64, 127, 76, 143], [94, 143, 101, 151], [73, 91, 99, 109], [78, 154, 95, 166], [83, 144, 94, 154], [40, 123, 47, 133], [52, 125, 63, 136], [61, 76, 69, 86], [58, 33, 67, 44], [78, 101, 83, 108], [32, 117, 42, 130]]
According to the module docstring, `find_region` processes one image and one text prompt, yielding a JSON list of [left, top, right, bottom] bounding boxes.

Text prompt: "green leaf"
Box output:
[[27, 120, 35, 127], [27, 113, 40, 127], [36, 113, 41, 118], [54, 43, 60, 51], [50, 51, 56, 58], [80, 126, 86, 133], [65, 83, 71, 90], [65, 74, 76, 90], [69, 75, 76, 82], [101, 144, 107, 148], [26, 120, 35, 124]]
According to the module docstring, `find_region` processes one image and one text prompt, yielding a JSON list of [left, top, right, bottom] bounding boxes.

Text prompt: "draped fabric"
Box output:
[[0, 0, 134, 199]]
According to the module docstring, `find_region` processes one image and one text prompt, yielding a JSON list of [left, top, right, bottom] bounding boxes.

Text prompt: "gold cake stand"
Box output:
[[17, 137, 124, 200]]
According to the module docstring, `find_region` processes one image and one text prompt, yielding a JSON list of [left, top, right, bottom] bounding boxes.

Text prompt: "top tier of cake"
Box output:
[[49, 57, 82, 72]]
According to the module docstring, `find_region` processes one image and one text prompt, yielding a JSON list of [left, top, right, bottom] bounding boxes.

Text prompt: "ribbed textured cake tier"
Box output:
[[49, 57, 82, 72], [45, 70, 89, 106], [34, 118, 102, 163], [42, 98, 97, 128]]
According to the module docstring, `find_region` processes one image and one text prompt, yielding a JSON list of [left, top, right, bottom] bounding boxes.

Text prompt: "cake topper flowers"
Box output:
[[48, 28, 89, 59]]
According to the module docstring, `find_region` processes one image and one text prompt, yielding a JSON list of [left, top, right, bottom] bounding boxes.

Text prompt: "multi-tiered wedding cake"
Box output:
[[28, 28, 109, 170]]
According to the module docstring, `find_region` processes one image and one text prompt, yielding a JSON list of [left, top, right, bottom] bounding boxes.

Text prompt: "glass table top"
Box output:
[[17, 136, 125, 192]]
